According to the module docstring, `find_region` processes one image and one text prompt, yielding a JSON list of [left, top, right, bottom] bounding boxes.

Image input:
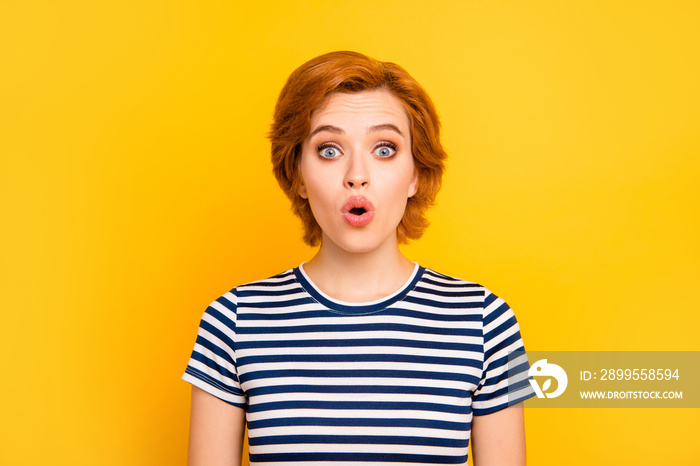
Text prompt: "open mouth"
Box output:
[[341, 196, 376, 227]]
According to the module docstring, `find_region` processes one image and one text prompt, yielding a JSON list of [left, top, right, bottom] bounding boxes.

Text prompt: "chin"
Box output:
[[324, 230, 396, 255], [341, 242, 381, 255]]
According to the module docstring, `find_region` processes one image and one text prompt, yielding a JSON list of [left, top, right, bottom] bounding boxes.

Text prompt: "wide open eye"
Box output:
[[373, 143, 397, 158], [318, 144, 342, 159]]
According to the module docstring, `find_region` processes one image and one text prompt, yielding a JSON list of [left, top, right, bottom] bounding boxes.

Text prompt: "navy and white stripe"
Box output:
[[183, 264, 534, 465]]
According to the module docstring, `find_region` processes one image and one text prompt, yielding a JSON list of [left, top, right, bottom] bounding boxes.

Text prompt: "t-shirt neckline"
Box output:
[[293, 262, 425, 314]]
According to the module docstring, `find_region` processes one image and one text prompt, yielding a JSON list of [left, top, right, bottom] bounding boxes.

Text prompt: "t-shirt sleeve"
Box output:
[[472, 289, 535, 415], [182, 290, 248, 408]]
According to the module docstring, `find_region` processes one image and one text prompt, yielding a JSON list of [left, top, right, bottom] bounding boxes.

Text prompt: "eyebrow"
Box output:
[[308, 123, 404, 138], [368, 124, 403, 136], [308, 125, 344, 138]]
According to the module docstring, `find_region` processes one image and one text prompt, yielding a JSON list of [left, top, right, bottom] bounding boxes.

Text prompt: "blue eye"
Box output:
[[374, 144, 396, 158], [318, 145, 341, 159]]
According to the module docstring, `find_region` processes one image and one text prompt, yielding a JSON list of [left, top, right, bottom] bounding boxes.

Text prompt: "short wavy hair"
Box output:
[[269, 51, 447, 246]]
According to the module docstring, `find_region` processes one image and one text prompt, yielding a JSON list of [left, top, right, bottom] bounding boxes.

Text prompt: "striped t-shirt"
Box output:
[[183, 263, 534, 465]]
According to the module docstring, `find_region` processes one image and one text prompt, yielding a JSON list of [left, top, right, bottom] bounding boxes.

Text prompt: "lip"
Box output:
[[341, 196, 376, 227]]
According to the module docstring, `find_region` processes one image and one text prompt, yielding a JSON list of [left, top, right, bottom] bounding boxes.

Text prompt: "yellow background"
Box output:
[[2, 1, 698, 464]]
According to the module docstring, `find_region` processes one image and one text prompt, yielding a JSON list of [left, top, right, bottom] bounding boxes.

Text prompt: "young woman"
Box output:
[[183, 51, 534, 465]]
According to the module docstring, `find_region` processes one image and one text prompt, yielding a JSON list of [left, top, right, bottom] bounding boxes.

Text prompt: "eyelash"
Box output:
[[374, 141, 398, 158], [317, 142, 342, 159], [315, 141, 399, 159]]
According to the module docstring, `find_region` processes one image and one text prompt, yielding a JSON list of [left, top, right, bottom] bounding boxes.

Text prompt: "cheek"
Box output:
[[302, 169, 327, 197], [300, 171, 336, 213], [382, 164, 416, 198], [377, 178, 413, 218]]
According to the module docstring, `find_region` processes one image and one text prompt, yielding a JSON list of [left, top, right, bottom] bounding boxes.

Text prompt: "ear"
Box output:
[[407, 170, 419, 198], [298, 182, 308, 199]]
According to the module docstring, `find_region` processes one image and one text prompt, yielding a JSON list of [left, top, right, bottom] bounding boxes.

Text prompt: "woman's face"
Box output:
[[299, 88, 418, 254]]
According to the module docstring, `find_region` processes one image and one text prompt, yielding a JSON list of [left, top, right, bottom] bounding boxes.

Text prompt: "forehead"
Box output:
[[309, 89, 410, 130]]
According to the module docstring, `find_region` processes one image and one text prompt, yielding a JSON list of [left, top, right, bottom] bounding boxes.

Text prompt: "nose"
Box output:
[[344, 152, 370, 189]]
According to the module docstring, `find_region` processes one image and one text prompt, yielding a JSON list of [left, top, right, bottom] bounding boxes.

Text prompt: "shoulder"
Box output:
[[418, 267, 514, 318], [420, 267, 481, 287], [419, 267, 500, 300], [204, 267, 298, 317], [234, 267, 297, 293]]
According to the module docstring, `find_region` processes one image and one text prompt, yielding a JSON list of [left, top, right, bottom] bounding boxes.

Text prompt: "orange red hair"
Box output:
[[269, 51, 447, 246]]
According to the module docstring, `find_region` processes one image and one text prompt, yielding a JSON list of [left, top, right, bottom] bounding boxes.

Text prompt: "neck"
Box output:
[[302, 235, 416, 303]]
